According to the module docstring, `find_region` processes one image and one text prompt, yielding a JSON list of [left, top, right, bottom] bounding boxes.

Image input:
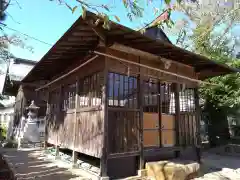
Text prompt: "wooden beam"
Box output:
[[67, 36, 98, 41], [90, 24, 114, 47], [59, 42, 95, 46], [92, 27, 106, 42], [75, 25, 92, 31], [94, 50, 216, 86], [72, 31, 95, 36], [55, 46, 93, 52], [195, 63, 214, 72], [36, 55, 99, 91]]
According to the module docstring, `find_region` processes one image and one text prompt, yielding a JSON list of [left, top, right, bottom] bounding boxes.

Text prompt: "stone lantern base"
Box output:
[[18, 119, 41, 148]]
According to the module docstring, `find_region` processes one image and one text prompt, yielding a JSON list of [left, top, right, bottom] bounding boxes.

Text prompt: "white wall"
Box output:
[[0, 106, 14, 139], [0, 106, 14, 128]]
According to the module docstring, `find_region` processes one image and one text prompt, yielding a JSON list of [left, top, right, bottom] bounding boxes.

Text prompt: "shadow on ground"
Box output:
[[2, 149, 80, 180]]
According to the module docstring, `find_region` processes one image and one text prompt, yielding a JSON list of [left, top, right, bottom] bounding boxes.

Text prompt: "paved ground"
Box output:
[[0, 148, 92, 180], [195, 152, 240, 180]]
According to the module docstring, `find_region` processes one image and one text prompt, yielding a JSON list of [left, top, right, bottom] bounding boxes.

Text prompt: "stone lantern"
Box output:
[[18, 100, 41, 148], [26, 100, 40, 122]]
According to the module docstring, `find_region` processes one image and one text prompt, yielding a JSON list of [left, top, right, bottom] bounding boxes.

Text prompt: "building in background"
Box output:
[[0, 58, 37, 139], [1, 58, 37, 97], [0, 103, 14, 127]]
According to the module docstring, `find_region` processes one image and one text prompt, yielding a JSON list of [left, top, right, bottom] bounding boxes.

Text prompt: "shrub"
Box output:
[[0, 125, 7, 140]]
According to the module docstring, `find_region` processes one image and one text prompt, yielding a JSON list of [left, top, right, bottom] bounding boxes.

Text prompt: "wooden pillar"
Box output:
[[174, 83, 180, 158], [158, 81, 162, 147], [44, 90, 50, 150], [138, 57, 144, 170], [55, 145, 60, 159], [100, 55, 109, 177], [72, 77, 79, 167], [55, 86, 62, 160], [174, 83, 180, 146], [194, 88, 201, 163], [20, 95, 24, 120]]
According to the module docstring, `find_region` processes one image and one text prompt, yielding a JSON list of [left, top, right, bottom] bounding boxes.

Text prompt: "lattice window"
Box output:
[[179, 85, 195, 112], [142, 81, 175, 114], [108, 72, 138, 109], [78, 71, 103, 108], [161, 83, 175, 114], [49, 89, 59, 113], [143, 79, 158, 113], [62, 85, 75, 111]]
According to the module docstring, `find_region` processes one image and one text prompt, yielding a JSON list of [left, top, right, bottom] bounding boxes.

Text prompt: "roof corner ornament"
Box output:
[[164, 59, 171, 69], [159, 57, 171, 69]]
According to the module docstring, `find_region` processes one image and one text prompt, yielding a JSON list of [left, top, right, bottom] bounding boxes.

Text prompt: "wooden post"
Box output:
[[174, 83, 180, 146], [72, 77, 79, 168], [55, 145, 60, 160], [138, 57, 144, 170], [194, 88, 201, 163], [174, 83, 180, 158], [55, 86, 62, 160], [44, 90, 50, 150], [100, 54, 109, 178], [158, 81, 162, 147]]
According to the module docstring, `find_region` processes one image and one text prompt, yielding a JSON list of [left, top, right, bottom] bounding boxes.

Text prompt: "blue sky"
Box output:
[[3, 0, 240, 66]]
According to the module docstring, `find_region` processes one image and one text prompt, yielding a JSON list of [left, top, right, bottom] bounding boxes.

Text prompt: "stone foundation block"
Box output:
[[138, 169, 147, 177], [100, 176, 109, 180], [146, 160, 200, 180]]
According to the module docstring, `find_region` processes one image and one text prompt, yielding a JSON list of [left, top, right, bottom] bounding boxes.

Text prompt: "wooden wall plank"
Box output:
[[75, 110, 104, 157]]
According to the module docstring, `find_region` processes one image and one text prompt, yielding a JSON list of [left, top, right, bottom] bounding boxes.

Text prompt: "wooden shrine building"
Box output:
[[21, 11, 239, 179]]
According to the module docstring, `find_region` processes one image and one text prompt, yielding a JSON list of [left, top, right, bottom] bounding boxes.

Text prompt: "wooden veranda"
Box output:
[[21, 11, 239, 179]]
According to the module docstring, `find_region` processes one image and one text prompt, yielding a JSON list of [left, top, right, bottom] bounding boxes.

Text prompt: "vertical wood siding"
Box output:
[[75, 110, 104, 158], [46, 61, 105, 157]]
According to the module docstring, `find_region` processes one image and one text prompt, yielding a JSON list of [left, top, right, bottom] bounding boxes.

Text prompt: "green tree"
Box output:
[[192, 23, 240, 147], [51, 0, 192, 27], [163, 0, 240, 146]]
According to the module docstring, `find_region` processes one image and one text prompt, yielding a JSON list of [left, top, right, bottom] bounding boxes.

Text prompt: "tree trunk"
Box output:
[[205, 102, 230, 148]]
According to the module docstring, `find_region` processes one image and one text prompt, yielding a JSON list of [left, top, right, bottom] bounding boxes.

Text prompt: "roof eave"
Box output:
[[22, 10, 239, 83]]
